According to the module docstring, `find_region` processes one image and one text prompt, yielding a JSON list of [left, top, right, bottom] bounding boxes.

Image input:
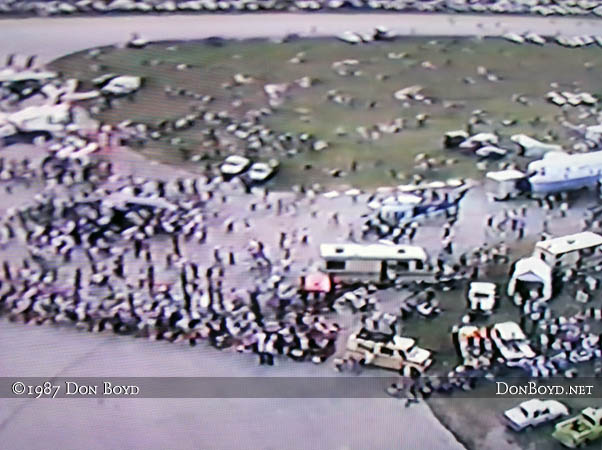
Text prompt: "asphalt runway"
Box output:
[[1, 12, 601, 63], [0, 320, 465, 450]]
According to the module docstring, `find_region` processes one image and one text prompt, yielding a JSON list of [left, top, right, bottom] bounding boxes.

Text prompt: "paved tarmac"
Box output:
[[0, 320, 465, 450], [0, 13, 601, 63]]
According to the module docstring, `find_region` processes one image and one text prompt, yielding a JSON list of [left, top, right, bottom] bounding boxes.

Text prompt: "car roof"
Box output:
[[353, 331, 416, 351], [250, 162, 270, 169], [469, 282, 496, 291], [320, 243, 427, 261], [224, 155, 249, 164], [535, 231, 602, 256], [520, 399, 545, 410], [356, 329, 391, 342], [492, 321, 526, 340], [392, 335, 416, 350], [457, 325, 483, 339]]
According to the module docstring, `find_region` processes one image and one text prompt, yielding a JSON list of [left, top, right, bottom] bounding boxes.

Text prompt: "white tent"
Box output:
[[507, 257, 552, 301]]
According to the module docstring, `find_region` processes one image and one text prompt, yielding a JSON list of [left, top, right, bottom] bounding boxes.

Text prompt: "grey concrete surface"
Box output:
[[0, 320, 465, 450], [0, 13, 601, 64]]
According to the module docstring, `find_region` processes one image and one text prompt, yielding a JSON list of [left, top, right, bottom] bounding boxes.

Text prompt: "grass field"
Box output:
[[49, 36, 602, 189]]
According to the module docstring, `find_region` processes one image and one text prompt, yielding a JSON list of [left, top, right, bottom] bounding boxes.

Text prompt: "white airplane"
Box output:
[[0, 68, 57, 84], [0, 103, 71, 134], [521, 150, 602, 194]]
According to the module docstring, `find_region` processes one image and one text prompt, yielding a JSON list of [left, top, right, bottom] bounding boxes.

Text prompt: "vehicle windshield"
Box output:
[[357, 330, 390, 342], [405, 344, 420, 358], [582, 414, 595, 427], [506, 341, 527, 353]]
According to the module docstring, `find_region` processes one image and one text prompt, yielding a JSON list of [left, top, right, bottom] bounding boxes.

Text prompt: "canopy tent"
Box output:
[[301, 272, 331, 293], [507, 257, 552, 301]]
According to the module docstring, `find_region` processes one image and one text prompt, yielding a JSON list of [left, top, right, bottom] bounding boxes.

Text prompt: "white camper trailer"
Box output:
[[523, 150, 602, 194], [534, 231, 602, 268], [319, 243, 429, 283], [486, 169, 527, 200]]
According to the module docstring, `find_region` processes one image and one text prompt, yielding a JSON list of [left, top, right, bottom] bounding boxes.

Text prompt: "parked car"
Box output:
[[345, 328, 433, 374], [127, 33, 148, 49], [504, 399, 569, 431], [475, 145, 508, 159], [247, 159, 280, 183], [490, 321, 536, 366], [219, 155, 251, 179], [373, 26, 395, 41], [100, 75, 142, 96], [467, 282, 497, 314], [552, 407, 602, 448], [337, 31, 362, 44]]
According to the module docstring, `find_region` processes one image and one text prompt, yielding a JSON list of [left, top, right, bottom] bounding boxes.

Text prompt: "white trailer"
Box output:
[[534, 231, 602, 268], [320, 243, 429, 283], [486, 169, 526, 200]]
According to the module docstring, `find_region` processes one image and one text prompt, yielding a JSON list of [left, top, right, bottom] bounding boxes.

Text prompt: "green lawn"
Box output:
[[49, 36, 602, 190]]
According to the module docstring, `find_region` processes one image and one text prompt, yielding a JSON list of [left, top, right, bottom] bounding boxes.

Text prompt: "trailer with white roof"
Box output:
[[319, 243, 430, 283], [486, 169, 527, 200], [534, 231, 602, 268]]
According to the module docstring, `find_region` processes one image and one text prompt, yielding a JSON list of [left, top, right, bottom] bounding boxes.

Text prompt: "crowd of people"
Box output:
[[0, 148, 350, 366]]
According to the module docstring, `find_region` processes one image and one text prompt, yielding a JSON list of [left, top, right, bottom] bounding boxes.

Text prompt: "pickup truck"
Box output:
[[345, 328, 433, 375], [552, 407, 602, 448]]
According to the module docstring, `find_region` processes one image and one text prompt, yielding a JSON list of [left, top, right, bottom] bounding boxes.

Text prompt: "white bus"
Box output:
[[319, 243, 429, 283]]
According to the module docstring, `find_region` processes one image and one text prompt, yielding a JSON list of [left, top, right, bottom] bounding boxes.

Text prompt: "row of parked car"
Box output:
[[219, 155, 280, 185], [332, 273, 534, 374], [504, 401, 602, 448]]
